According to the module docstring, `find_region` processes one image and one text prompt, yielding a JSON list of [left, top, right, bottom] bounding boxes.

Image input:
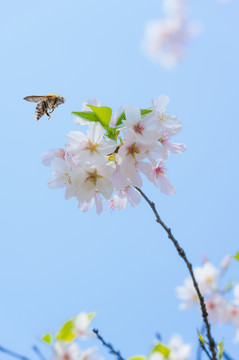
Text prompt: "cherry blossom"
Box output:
[[43, 96, 185, 213], [52, 342, 80, 360]]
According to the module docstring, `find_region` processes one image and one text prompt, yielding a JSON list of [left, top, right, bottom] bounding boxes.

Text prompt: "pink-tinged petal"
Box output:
[[94, 192, 104, 214], [67, 131, 87, 149], [111, 192, 127, 210], [82, 98, 101, 111], [163, 140, 186, 153], [120, 156, 137, 179], [125, 105, 141, 125], [136, 161, 154, 182], [78, 198, 95, 212], [98, 178, 114, 199], [48, 173, 65, 189], [51, 157, 69, 173], [131, 171, 142, 187], [111, 165, 129, 190], [155, 95, 169, 111], [73, 117, 90, 126], [41, 149, 58, 166], [65, 186, 75, 200], [154, 173, 175, 195], [126, 187, 141, 207], [88, 122, 104, 143], [148, 144, 169, 163], [99, 138, 117, 155]]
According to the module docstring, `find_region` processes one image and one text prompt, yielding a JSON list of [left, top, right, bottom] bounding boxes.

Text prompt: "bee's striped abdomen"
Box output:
[[35, 101, 46, 121]]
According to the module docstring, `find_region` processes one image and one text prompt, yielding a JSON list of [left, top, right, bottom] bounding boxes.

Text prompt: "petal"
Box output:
[[155, 173, 176, 195], [94, 192, 104, 214], [97, 178, 114, 199], [155, 95, 169, 111], [88, 122, 104, 143], [126, 187, 141, 207], [67, 131, 87, 149], [125, 105, 141, 125]]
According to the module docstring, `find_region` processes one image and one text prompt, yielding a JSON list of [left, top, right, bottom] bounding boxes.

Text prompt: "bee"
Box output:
[[23, 94, 66, 121]]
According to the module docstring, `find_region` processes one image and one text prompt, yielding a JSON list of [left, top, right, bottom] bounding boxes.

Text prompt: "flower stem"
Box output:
[[0, 346, 32, 360], [135, 187, 217, 360], [93, 328, 125, 360]]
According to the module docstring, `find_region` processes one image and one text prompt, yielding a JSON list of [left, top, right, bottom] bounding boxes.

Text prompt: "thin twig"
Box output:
[[0, 345, 32, 360], [135, 187, 217, 360], [93, 328, 125, 360], [223, 351, 235, 360], [32, 346, 46, 360]]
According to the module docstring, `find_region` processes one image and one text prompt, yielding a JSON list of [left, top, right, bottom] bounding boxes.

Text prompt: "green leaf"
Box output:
[[127, 356, 147, 360], [106, 127, 119, 141], [198, 332, 206, 344], [42, 333, 52, 344], [56, 320, 75, 342], [141, 108, 152, 116], [217, 339, 224, 360], [151, 342, 170, 359], [88, 312, 96, 322], [116, 111, 126, 126], [224, 281, 235, 292], [232, 252, 239, 261], [87, 105, 112, 129], [72, 111, 99, 123]]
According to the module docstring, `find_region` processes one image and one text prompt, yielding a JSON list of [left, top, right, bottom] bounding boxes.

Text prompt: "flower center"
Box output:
[[56, 148, 65, 159], [84, 140, 99, 154], [159, 111, 167, 122], [126, 142, 140, 157], [155, 165, 165, 177], [85, 169, 102, 186], [62, 173, 72, 185], [133, 121, 144, 134]]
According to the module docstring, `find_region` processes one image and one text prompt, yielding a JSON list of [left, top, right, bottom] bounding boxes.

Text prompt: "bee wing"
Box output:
[[23, 96, 45, 103]]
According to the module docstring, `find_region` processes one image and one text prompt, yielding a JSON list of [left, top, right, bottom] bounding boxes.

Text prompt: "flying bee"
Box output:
[[23, 94, 66, 121]]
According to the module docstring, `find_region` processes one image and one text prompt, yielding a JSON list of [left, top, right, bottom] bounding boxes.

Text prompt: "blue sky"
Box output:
[[1, 0, 239, 359]]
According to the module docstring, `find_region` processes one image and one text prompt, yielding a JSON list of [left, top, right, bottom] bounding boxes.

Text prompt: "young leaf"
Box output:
[[141, 108, 152, 117], [127, 356, 147, 360], [223, 281, 235, 292], [56, 320, 75, 342], [72, 111, 99, 123], [217, 339, 224, 360], [151, 342, 170, 359], [87, 105, 112, 129], [232, 252, 239, 261], [198, 332, 206, 344], [88, 312, 96, 322], [42, 333, 52, 344], [116, 111, 126, 126]]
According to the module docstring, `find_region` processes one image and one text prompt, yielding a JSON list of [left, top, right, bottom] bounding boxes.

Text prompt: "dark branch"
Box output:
[[93, 328, 125, 360], [0, 346, 32, 360], [32, 346, 46, 360], [135, 187, 218, 360], [223, 351, 235, 360]]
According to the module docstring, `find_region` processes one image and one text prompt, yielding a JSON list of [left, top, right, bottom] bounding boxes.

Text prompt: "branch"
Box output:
[[93, 328, 125, 360], [32, 346, 47, 360], [135, 187, 217, 360], [0, 346, 32, 360]]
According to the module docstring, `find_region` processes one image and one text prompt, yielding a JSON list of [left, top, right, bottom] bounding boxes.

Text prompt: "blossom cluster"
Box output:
[[176, 256, 239, 342], [42, 96, 185, 214], [138, 335, 191, 360], [43, 311, 191, 360], [43, 312, 101, 360], [141, 0, 199, 68]]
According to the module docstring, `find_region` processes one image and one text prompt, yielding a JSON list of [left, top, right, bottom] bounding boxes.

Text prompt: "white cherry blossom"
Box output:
[[52, 342, 80, 360], [67, 122, 116, 165]]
